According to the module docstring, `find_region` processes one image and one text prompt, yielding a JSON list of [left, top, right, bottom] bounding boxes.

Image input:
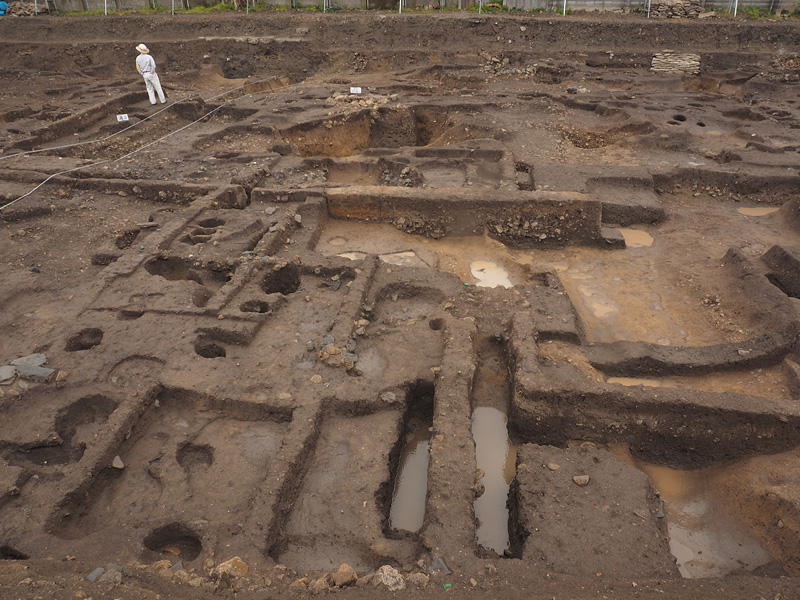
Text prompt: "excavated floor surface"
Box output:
[[1, 11, 800, 600]]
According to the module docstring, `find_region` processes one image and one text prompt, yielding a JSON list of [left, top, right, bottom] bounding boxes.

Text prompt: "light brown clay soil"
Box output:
[[1, 10, 800, 600]]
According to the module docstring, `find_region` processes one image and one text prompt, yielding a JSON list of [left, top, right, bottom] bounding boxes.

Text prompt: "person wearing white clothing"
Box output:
[[135, 44, 166, 105]]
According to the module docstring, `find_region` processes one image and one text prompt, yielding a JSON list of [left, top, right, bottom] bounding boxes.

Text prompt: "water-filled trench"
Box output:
[[611, 445, 774, 578]]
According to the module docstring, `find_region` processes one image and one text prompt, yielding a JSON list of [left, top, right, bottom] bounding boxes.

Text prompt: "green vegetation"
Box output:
[[182, 1, 236, 12], [741, 6, 774, 18], [138, 3, 171, 12], [466, 2, 508, 12]]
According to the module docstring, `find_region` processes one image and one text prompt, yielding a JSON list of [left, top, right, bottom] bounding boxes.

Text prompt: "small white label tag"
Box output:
[[349, 87, 362, 95], [117, 114, 130, 122]]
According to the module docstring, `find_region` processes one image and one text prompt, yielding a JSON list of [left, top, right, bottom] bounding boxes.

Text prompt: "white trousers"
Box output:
[[142, 72, 166, 105]]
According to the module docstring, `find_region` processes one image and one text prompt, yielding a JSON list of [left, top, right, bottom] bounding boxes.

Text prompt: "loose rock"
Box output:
[[373, 565, 405, 591], [0, 365, 16, 385], [406, 572, 430, 588], [98, 568, 122, 586], [289, 577, 309, 591], [10, 353, 47, 368], [332, 563, 357, 587], [214, 556, 249, 578], [309, 576, 330, 593], [15, 364, 55, 383], [151, 560, 172, 572]]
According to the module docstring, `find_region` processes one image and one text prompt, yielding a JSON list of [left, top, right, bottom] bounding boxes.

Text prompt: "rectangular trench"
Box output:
[[470, 334, 519, 557]]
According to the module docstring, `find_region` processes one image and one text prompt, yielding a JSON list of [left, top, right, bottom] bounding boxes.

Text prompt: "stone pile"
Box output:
[[651, 51, 701, 75], [5, 1, 50, 16], [480, 52, 540, 78], [649, 0, 701, 18], [1, 353, 62, 385]]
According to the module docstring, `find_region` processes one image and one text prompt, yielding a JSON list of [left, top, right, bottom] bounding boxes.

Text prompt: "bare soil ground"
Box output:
[[1, 10, 800, 600]]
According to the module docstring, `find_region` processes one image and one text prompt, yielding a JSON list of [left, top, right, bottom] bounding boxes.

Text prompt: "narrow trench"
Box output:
[[386, 380, 434, 534], [265, 420, 323, 562], [471, 334, 518, 557]]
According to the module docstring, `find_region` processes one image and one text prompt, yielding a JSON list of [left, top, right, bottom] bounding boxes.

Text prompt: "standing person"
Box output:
[[135, 44, 166, 105], [0, 0, 8, 15]]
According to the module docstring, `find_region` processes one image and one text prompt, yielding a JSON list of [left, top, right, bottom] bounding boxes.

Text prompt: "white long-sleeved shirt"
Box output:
[[136, 53, 157, 75]]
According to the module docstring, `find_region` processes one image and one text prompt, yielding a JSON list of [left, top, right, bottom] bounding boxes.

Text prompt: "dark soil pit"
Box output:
[[145, 256, 233, 291], [261, 263, 301, 296], [65, 328, 104, 352], [143, 522, 203, 561]]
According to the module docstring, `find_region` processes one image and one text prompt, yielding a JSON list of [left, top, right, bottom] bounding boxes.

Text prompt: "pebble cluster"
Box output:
[[391, 213, 449, 239], [79, 558, 457, 594]]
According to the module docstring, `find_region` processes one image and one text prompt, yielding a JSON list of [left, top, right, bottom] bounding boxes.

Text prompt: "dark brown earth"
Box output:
[[1, 9, 800, 600]]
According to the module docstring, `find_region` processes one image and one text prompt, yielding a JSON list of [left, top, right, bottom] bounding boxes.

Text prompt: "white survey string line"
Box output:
[[0, 74, 281, 163], [0, 95, 193, 163], [112, 103, 226, 163], [0, 102, 226, 212], [0, 159, 111, 211], [0, 75, 287, 212]]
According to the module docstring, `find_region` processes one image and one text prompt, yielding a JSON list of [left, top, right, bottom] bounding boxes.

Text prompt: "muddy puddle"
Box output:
[[606, 376, 666, 388], [471, 338, 516, 555], [544, 260, 704, 344], [611, 445, 773, 578], [389, 417, 431, 533], [619, 228, 655, 248], [737, 207, 780, 217], [470, 261, 513, 289], [473, 406, 516, 555]]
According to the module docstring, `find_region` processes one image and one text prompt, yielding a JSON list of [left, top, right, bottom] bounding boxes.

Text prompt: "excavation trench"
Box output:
[[281, 105, 487, 158], [471, 335, 517, 557], [611, 445, 775, 578], [387, 382, 434, 534]]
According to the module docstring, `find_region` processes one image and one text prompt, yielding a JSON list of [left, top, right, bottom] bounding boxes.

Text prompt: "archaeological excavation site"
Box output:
[[1, 10, 800, 600]]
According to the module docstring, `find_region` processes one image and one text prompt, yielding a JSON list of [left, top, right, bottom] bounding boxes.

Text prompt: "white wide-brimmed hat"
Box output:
[[136, 44, 149, 53]]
